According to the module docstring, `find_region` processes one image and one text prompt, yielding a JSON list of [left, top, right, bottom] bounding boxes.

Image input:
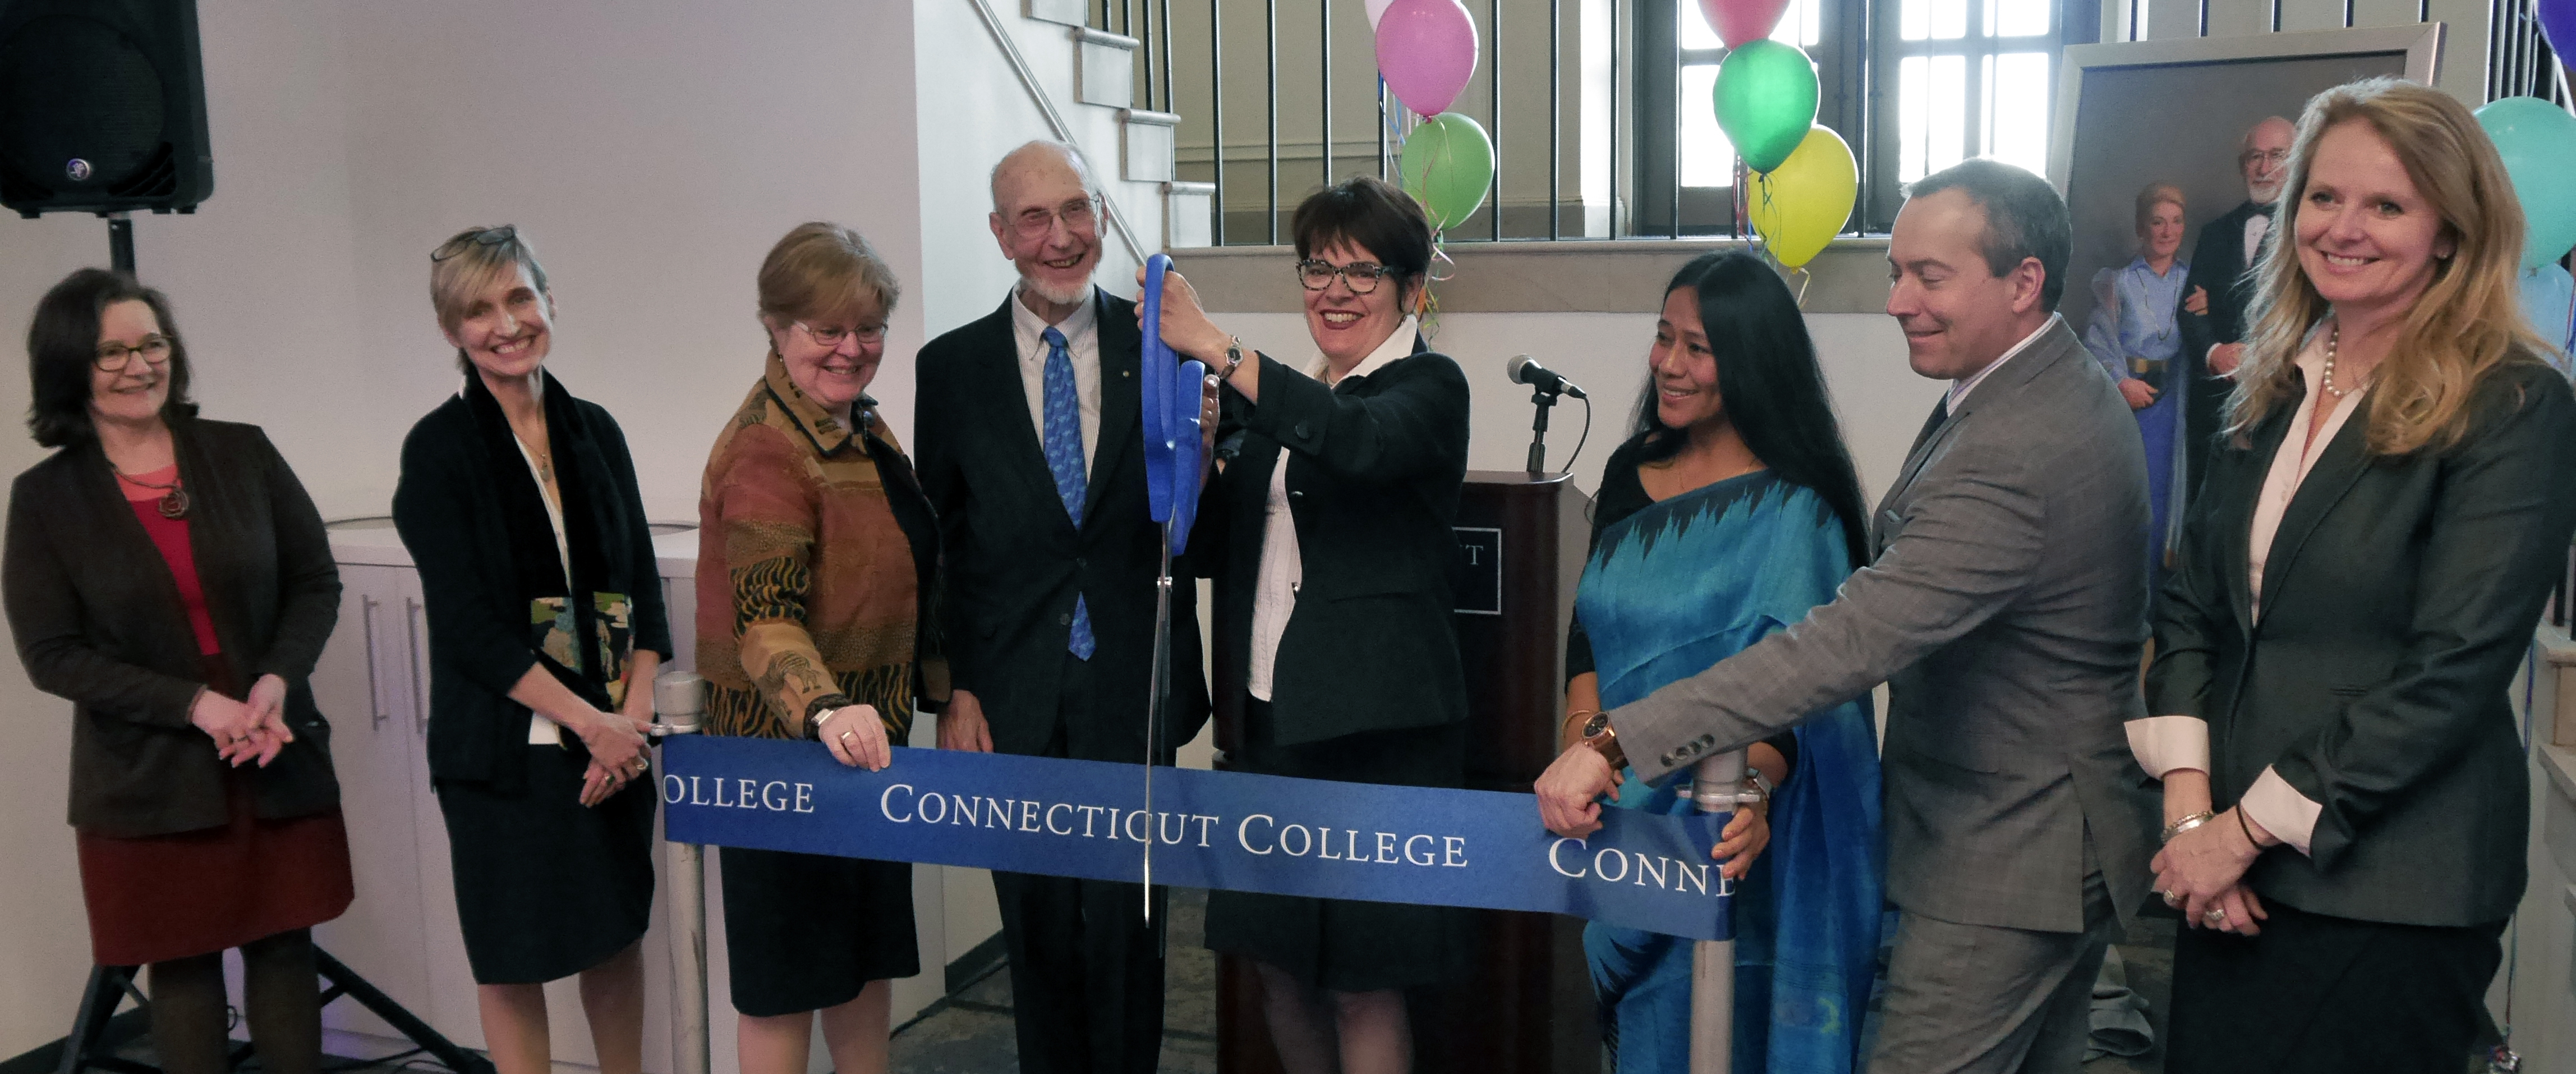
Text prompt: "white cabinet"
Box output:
[[301, 521, 991, 1074]]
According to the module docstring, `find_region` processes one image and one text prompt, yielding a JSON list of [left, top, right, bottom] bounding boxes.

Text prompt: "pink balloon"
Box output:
[[1699, 0, 1791, 47], [1376, 0, 1479, 117]]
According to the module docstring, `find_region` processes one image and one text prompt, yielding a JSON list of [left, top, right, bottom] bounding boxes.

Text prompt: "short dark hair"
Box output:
[[25, 268, 197, 448], [1904, 159, 2072, 312], [1290, 176, 1434, 298], [1631, 251, 1871, 568]]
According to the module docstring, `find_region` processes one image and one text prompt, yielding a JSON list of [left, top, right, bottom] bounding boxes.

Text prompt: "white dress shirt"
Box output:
[[1009, 284, 1102, 475], [2126, 329, 2354, 854], [1946, 314, 2062, 412], [2242, 212, 2273, 269], [1248, 317, 1420, 702]]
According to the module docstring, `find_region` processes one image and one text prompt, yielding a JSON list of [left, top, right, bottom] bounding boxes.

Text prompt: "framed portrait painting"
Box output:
[[2049, 25, 2445, 339]]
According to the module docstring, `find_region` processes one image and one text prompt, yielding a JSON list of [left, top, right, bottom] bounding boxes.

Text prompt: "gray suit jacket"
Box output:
[[1613, 318, 2160, 934]]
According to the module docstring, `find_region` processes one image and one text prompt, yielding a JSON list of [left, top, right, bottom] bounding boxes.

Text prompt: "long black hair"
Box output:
[[25, 268, 198, 448], [1629, 250, 1869, 568]]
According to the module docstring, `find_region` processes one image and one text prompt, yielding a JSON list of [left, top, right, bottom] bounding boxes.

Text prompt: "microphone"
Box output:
[[1506, 355, 1587, 399]]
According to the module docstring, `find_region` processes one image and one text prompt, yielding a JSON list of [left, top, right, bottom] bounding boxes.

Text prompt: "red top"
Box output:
[[119, 465, 220, 655]]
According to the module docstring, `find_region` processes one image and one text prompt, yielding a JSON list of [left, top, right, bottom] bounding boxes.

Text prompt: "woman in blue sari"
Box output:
[[2083, 181, 2197, 586], [1561, 251, 1883, 1073]]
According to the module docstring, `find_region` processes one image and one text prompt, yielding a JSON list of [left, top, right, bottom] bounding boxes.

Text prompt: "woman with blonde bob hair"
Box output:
[[394, 226, 669, 1074], [2134, 77, 2576, 1073]]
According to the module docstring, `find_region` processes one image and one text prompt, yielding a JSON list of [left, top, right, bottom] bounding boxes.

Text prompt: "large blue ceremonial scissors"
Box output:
[[1137, 253, 1207, 922]]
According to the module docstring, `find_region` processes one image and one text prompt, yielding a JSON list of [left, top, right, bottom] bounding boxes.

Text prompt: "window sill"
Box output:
[[1167, 236, 1895, 316]]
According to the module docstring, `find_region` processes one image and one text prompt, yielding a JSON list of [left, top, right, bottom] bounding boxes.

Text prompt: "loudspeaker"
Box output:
[[0, 0, 211, 218]]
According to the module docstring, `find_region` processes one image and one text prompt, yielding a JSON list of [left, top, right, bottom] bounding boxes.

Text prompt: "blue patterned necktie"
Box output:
[[1041, 327, 1096, 660]]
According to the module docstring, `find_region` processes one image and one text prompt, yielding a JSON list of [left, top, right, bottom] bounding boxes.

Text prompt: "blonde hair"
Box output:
[[429, 225, 550, 336], [2133, 181, 2185, 234], [756, 222, 900, 334], [2227, 78, 2549, 456]]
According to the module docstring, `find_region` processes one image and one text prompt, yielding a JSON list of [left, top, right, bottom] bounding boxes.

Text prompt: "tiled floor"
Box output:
[[887, 888, 1218, 1074], [882, 892, 2185, 1074]]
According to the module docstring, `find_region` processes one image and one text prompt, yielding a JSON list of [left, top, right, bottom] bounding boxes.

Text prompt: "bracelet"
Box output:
[[2235, 806, 2268, 848], [1220, 337, 1248, 380], [1560, 709, 1600, 744], [2161, 810, 2216, 842]]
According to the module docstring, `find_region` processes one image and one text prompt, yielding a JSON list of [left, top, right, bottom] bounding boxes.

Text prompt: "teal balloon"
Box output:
[[2476, 96, 2576, 269], [1713, 40, 1819, 174], [1398, 112, 1496, 232]]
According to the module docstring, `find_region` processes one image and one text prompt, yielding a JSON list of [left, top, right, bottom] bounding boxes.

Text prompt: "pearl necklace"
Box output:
[[2319, 323, 2352, 401]]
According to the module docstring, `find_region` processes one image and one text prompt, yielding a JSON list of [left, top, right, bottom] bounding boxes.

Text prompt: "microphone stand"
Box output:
[[1524, 385, 1564, 474]]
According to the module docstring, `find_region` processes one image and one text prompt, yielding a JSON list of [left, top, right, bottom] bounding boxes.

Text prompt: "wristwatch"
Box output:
[[1578, 710, 1627, 771], [1219, 337, 1249, 380]]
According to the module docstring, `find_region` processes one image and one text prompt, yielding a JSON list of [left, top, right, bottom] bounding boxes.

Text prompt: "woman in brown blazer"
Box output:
[[3, 268, 350, 1074]]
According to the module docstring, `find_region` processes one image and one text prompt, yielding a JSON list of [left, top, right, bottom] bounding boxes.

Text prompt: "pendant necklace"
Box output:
[[113, 466, 189, 520]]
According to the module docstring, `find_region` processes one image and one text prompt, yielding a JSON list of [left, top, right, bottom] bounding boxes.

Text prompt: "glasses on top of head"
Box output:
[[1008, 196, 1102, 241], [2240, 148, 2291, 168], [95, 334, 174, 372], [431, 225, 521, 262], [1295, 259, 1400, 294], [796, 321, 889, 349]]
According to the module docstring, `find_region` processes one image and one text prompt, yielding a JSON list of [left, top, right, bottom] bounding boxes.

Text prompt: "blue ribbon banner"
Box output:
[[661, 736, 1736, 941]]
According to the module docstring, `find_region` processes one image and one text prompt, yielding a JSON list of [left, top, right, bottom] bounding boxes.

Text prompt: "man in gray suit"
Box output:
[[1537, 159, 2159, 1073]]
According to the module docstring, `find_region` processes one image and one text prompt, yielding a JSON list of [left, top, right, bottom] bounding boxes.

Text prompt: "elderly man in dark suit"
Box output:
[[1538, 159, 2160, 1073], [2175, 116, 2296, 490], [913, 140, 1209, 1074]]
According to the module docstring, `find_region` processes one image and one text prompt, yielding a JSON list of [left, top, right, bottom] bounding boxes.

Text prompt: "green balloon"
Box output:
[[1398, 112, 1496, 232], [1713, 40, 1819, 174]]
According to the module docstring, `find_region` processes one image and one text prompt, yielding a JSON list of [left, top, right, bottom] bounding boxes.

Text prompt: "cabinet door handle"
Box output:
[[361, 595, 387, 730], [405, 597, 430, 737]]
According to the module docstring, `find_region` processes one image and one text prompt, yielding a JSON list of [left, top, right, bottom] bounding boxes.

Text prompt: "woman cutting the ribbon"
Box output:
[[1148, 175, 1470, 1074]]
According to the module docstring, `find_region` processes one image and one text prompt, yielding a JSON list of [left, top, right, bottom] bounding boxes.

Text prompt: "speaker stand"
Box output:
[[56, 952, 496, 1074], [106, 213, 134, 274]]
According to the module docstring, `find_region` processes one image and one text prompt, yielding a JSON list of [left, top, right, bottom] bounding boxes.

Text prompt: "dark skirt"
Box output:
[[2166, 898, 2504, 1074], [719, 846, 918, 1016], [76, 653, 355, 966], [77, 772, 353, 966], [1203, 699, 1469, 993], [434, 743, 656, 984]]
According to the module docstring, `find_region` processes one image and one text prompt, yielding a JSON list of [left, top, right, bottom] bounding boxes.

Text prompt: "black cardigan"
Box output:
[[2147, 357, 2576, 926], [4, 419, 343, 837], [1197, 348, 1472, 747], [392, 383, 671, 793]]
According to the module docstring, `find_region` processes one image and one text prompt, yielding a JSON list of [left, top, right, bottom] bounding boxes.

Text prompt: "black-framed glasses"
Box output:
[[796, 321, 888, 349], [95, 335, 174, 372], [1296, 259, 1400, 294], [1007, 196, 1103, 242], [431, 225, 521, 262]]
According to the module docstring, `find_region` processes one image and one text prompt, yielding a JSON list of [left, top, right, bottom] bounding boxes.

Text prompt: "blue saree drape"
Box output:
[[1575, 470, 1884, 1074]]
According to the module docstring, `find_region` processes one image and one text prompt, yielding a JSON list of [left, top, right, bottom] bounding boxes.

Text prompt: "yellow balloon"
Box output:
[[1749, 126, 1858, 270]]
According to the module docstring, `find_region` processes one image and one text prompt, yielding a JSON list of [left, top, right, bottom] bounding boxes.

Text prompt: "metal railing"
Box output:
[[1081, 0, 2561, 247]]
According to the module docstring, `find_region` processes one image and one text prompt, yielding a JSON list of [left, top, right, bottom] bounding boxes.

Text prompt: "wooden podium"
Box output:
[[1215, 470, 1597, 1074]]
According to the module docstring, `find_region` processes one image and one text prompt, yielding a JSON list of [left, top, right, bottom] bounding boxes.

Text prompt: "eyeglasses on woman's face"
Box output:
[[431, 224, 520, 263], [94, 334, 174, 372], [796, 321, 889, 350], [1296, 259, 1400, 295]]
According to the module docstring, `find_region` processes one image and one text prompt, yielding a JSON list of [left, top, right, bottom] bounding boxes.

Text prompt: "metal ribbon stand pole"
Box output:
[[654, 671, 712, 1074], [1687, 750, 1751, 1074]]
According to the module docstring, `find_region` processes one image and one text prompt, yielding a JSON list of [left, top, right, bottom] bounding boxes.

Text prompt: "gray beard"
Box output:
[[1022, 273, 1093, 307]]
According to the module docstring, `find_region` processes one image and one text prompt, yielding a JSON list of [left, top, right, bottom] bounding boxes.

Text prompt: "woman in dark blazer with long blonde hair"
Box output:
[[2135, 77, 2576, 1073]]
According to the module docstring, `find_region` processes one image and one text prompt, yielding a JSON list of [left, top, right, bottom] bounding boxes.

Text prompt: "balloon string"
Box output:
[[1420, 231, 1453, 342], [1792, 265, 1813, 307]]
